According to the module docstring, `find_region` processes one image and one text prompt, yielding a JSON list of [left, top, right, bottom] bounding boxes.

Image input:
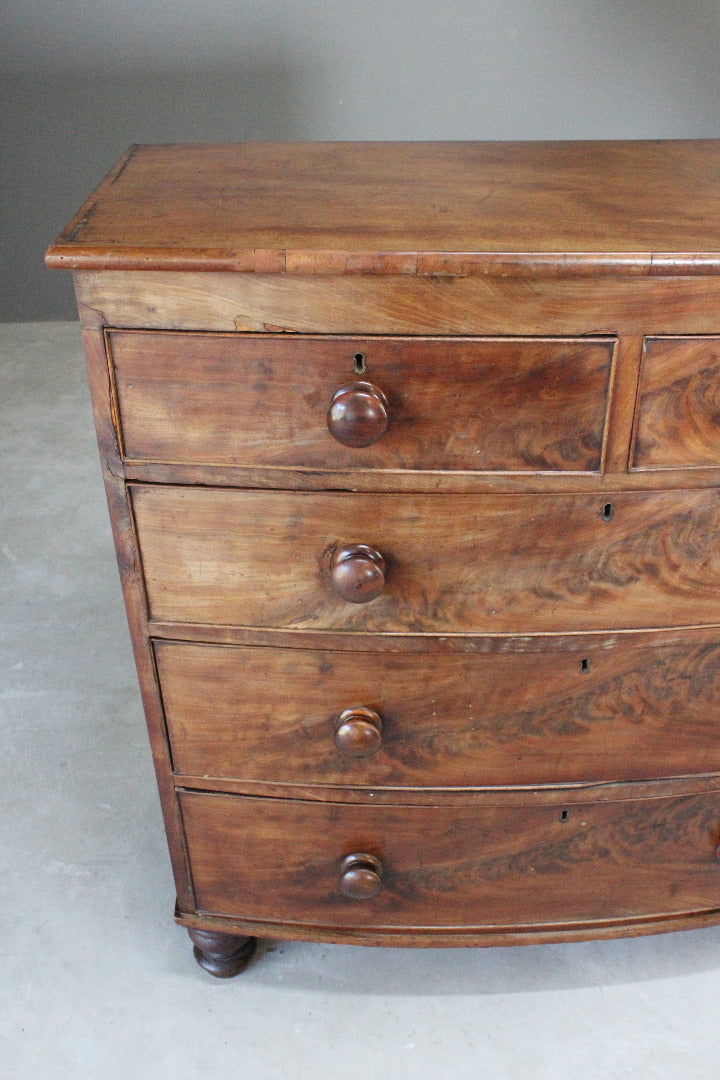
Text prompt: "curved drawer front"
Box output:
[[179, 790, 720, 930], [157, 639, 720, 788], [133, 486, 720, 633], [108, 332, 615, 473]]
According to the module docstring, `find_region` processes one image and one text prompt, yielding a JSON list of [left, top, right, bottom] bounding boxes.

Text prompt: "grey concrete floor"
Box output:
[[2, 321, 720, 1078]]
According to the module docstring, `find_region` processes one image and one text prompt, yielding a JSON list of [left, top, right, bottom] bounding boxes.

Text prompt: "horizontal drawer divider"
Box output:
[[149, 622, 720, 653], [122, 460, 720, 492], [172, 775, 720, 806]]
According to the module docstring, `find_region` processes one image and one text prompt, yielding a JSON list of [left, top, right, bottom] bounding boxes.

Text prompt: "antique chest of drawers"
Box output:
[[47, 141, 720, 976]]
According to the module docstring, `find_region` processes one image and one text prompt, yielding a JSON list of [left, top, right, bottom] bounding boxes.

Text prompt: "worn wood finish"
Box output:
[[633, 336, 720, 469], [150, 621, 720, 656], [602, 335, 644, 473], [108, 332, 615, 473], [45, 142, 720, 275], [176, 906, 720, 949], [132, 485, 720, 633], [122, 458, 720, 495], [156, 639, 720, 788], [179, 789, 720, 930], [47, 141, 720, 971], [75, 271, 720, 337], [173, 775, 720, 808], [80, 327, 195, 913]]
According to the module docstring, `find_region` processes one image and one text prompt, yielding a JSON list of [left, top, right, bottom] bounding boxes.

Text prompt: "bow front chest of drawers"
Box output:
[[47, 141, 720, 976]]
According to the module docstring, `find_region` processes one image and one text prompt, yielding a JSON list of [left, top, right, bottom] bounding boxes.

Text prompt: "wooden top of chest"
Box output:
[[46, 140, 720, 278]]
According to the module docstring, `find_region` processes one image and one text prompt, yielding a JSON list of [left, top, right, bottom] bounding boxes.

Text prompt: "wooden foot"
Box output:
[[187, 928, 257, 977]]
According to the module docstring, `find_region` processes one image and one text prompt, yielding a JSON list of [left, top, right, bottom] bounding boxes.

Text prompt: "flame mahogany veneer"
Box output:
[[47, 142, 720, 976]]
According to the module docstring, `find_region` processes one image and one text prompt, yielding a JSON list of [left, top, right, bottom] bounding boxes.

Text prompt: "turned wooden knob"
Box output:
[[330, 544, 386, 603], [334, 706, 383, 757], [327, 381, 389, 447], [339, 853, 384, 899]]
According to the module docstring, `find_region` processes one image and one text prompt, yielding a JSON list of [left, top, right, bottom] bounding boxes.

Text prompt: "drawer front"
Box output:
[[158, 639, 720, 788], [633, 336, 720, 469], [133, 486, 720, 633], [179, 790, 720, 929], [108, 332, 615, 473]]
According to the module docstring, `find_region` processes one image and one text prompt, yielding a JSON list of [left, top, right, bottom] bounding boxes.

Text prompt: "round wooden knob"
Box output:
[[327, 381, 389, 447], [334, 707, 383, 757], [339, 853, 383, 899], [331, 544, 386, 603]]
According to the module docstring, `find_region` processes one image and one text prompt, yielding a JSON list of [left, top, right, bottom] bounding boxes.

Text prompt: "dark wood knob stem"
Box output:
[[327, 381, 389, 447], [330, 544, 386, 603], [334, 706, 383, 756], [339, 853, 384, 899]]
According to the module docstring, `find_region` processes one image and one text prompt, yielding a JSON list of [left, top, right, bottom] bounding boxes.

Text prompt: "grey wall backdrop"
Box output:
[[3, 0, 720, 321]]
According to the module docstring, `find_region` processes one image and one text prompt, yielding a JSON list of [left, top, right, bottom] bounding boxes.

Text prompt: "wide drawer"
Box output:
[[179, 789, 720, 930], [133, 486, 720, 633], [157, 639, 720, 788], [108, 332, 615, 473], [633, 337, 720, 469]]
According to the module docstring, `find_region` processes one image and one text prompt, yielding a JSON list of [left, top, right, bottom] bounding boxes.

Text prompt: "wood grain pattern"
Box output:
[[132, 486, 720, 633], [633, 337, 720, 469], [121, 459, 720, 495], [45, 142, 720, 276], [75, 271, 720, 337], [156, 639, 720, 788], [179, 789, 720, 929], [46, 141, 720, 961], [601, 335, 644, 473], [150, 622, 720, 657], [80, 327, 195, 912], [108, 332, 615, 473], [175, 906, 720, 948], [172, 775, 720, 809]]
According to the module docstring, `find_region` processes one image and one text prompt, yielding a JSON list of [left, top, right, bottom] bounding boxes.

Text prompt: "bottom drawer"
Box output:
[[179, 789, 720, 933]]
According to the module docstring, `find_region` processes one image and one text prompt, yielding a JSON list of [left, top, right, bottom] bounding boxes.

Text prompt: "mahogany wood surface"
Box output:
[[45, 142, 720, 275], [154, 639, 720, 789], [176, 906, 720, 949], [46, 141, 720, 968], [80, 327, 195, 913], [179, 788, 720, 930], [633, 336, 720, 469], [108, 332, 614, 473], [173, 775, 720, 809], [132, 485, 720, 633], [149, 622, 720, 657], [119, 457, 720, 495], [76, 271, 720, 337]]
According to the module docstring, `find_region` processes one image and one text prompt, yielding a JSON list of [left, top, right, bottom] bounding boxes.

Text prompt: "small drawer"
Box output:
[[179, 789, 720, 931], [107, 331, 615, 473], [157, 639, 720, 788], [132, 485, 720, 634], [633, 336, 720, 469]]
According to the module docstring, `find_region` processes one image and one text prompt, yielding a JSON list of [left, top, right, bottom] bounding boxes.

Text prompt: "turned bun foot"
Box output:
[[187, 928, 257, 977]]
